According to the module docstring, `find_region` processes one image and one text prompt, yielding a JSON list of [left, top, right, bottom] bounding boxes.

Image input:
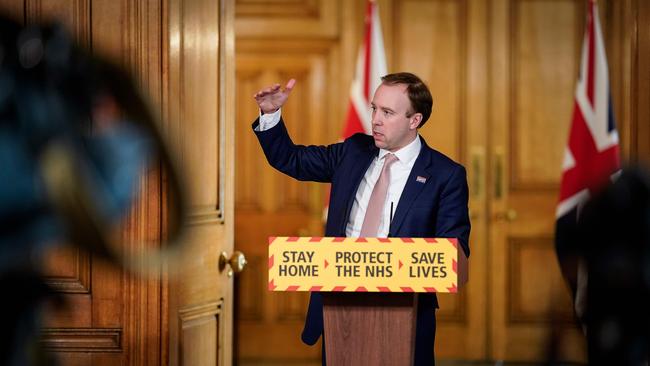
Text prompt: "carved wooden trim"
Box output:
[[235, 0, 337, 39], [41, 328, 122, 352], [506, 237, 575, 324], [235, 0, 319, 18], [508, 0, 584, 192], [218, 0, 229, 225], [45, 249, 91, 294], [188, 206, 223, 226]]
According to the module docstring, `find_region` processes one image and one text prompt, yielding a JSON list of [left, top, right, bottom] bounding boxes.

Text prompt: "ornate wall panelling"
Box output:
[[0, 0, 167, 364], [235, 0, 338, 38]]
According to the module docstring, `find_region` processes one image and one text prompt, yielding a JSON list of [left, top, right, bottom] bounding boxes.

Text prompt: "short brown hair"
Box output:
[[380, 72, 433, 128]]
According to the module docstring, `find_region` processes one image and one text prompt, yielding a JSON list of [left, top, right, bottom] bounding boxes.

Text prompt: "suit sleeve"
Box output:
[[435, 165, 471, 257], [252, 118, 342, 183]]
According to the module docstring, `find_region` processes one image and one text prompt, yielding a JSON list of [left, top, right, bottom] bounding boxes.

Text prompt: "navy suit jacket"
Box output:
[[253, 118, 470, 348]]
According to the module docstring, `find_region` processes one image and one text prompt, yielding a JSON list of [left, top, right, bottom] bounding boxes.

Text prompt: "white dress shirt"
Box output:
[[256, 109, 422, 238]]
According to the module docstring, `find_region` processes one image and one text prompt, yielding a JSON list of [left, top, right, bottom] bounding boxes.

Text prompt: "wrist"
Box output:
[[261, 107, 279, 115]]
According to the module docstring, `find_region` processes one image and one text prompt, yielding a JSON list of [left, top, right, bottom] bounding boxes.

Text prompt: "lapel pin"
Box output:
[[416, 176, 427, 184]]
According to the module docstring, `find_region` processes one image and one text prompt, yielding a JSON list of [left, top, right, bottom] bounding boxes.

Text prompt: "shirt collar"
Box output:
[[377, 134, 422, 166]]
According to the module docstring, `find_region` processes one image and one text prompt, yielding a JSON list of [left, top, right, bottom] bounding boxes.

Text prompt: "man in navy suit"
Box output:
[[252, 72, 470, 365]]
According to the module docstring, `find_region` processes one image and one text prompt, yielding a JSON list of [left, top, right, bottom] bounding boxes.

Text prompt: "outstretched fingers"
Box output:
[[284, 79, 296, 93], [253, 83, 281, 99]]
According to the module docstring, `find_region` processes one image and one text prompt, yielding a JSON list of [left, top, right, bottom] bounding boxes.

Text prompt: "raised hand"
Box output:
[[253, 79, 296, 114]]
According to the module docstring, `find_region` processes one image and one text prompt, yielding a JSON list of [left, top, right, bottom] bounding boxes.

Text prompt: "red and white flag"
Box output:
[[555, 0, 620, 312], [324, 0, 387, 220], [341, 0, 387, 137]]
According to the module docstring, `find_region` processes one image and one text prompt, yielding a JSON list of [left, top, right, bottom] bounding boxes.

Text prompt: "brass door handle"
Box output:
[[494, 209, 518, 222], [219, 251, 247, 277]]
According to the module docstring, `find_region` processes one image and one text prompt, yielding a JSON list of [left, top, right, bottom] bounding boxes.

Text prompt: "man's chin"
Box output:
[[373, 137, 386, 149]]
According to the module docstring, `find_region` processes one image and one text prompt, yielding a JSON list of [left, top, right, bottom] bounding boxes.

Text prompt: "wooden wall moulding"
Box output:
[[508, 0, 584, 192], [188, 206, 224, 226], [235, 0, 337, 39], [41, 328, 122, 352], [506, 237, 576, 325], [236, 0, 319, 18], [44, 249, 91, 294]]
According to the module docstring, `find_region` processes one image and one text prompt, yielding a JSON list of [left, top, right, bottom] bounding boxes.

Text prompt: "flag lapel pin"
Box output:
[[416, 176, 427, 184]]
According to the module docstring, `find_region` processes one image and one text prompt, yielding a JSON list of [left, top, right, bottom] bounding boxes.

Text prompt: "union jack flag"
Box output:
[[341, 0, 387, 137], [555, 0, 620, 306]]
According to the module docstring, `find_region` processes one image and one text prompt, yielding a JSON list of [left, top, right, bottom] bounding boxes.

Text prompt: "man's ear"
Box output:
[[409, 113, 423, 130]]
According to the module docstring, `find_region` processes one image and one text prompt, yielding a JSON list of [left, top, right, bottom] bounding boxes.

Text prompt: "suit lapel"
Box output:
[[389, 137, 434, 236]]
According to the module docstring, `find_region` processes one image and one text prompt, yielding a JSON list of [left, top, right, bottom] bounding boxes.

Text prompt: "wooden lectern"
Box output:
[[322, 293, 418, 365]]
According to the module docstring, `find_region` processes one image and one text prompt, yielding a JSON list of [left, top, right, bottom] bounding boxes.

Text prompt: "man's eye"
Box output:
[[384, 110, 392, 116]]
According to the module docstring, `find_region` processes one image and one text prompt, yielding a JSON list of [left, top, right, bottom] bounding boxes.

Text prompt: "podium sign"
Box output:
[[268, 237, 467, 293]]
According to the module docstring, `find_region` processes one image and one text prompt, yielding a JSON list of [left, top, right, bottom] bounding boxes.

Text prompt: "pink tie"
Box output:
[[360, 153, 398, 237]]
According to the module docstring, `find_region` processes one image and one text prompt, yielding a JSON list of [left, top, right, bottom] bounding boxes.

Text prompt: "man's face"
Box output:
[[370, 83, 421, 152]]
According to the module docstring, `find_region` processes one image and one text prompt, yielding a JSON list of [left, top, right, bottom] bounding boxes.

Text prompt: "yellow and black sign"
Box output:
[[268, 237, 468, 293]]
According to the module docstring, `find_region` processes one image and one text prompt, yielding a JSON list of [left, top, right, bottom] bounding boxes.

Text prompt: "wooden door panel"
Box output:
[[178, 302, 223, 366], [511, 0, 580, 189], [394, 0, 465, 162]]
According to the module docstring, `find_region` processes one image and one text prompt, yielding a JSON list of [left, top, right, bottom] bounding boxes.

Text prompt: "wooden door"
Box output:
[[0, 1, 168, 364], [166, 0, 235, 365], [0, 0, 235, 365]]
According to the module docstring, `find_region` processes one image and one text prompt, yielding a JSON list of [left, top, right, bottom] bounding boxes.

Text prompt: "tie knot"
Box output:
[[383, 153, 398, 167]]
